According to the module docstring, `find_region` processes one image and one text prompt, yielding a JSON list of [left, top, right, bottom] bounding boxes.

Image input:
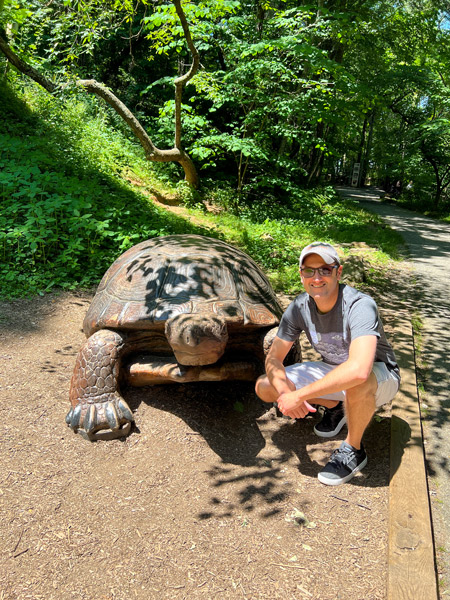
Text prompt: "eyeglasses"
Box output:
[[300, 265, 338, 278]]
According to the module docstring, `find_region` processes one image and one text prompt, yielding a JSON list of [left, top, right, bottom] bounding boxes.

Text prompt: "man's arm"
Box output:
[[264, 336, 295, 396], [277, 335, 378, 416], [262, 336, 317, 414]]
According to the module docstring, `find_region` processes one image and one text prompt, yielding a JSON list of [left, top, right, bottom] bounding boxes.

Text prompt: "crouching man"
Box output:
[[255, 241, 400, 485]]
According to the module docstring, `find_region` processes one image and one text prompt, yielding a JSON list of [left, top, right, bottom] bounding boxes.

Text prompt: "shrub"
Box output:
[[0, 83, 191, 296]]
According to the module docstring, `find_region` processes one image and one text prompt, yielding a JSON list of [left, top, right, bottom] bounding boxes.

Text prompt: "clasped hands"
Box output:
[[276, 390, 317, 419]]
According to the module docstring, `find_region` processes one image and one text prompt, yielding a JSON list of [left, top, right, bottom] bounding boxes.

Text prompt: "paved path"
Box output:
[[337, 186, 450, 594]]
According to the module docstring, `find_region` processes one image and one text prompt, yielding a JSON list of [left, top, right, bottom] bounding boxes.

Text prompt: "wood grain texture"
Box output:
[[387, 314, 438, 600]]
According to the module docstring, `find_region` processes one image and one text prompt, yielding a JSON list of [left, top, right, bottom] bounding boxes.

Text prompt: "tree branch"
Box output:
[[0, 29, 56, 93], [78, 79, 198, 186], [77, 79, 157, 158], [0, 12, 199, 188], [173, 0, 200, 85]]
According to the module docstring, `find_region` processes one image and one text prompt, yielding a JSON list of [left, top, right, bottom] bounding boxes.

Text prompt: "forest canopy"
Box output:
[[1, 0, 450, 207]]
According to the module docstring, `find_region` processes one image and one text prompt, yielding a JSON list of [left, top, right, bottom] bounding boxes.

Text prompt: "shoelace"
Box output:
[[330, 446, 355, 466]]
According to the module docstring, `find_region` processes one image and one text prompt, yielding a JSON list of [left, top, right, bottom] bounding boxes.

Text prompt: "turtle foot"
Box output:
[[65, 397, 134, 441]]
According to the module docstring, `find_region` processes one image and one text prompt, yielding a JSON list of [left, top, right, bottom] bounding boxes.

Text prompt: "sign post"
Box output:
[[351, 163, 360, 187]]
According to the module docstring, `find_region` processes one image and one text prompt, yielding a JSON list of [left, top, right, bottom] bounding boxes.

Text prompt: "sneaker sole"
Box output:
[[317, 455, 368, 486], [313, 416, 347, 438]]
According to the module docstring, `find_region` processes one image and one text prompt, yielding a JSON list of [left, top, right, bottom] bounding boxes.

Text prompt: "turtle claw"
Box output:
[[66, 396, 134, 441], [105, 402, 120, 431], [65, 403, 82, 428], [65, 407, 73, 425], [84, 404, 96, 434], [118, 399, 134, 422]]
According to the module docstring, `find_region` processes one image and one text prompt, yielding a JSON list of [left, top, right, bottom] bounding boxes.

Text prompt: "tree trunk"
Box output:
[[434, 182, 442, 208], [355, 115, 368, 186], [432, 165, 450, 209], [306, 122, 327, 185], [360, 110, 375, 186], [421, 146, 448, 210], [256, 2, 266, 37]]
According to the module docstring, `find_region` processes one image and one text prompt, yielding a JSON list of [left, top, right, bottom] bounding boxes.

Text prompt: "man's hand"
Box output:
[[277, 390, 317, 419]]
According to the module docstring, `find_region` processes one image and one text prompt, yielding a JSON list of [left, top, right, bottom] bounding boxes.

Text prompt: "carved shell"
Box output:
[[83, 234, 282, 336]]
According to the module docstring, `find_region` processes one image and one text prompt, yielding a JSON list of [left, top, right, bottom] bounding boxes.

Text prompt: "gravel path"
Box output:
[[0, 291, 392, 600], [338, 186, 450, 594]]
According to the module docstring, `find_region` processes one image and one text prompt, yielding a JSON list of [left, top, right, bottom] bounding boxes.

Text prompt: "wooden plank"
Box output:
[[387, 314, 438, 600]]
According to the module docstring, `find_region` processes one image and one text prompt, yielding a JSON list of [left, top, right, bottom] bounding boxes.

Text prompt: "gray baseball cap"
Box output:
[[299, 241, 340, 267]]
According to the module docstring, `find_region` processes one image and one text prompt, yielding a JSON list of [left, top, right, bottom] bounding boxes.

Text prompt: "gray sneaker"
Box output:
[[318, 441, 368, 486]]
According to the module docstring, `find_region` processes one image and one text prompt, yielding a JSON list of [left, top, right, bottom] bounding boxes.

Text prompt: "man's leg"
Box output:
[[255, 373, 296, 403], [255, 362, 348, 409], [318, 373, 378, 486], [344, 372, 377, 450]]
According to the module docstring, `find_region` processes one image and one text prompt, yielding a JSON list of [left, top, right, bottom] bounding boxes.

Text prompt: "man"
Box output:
[[255, 241, 400, 485]]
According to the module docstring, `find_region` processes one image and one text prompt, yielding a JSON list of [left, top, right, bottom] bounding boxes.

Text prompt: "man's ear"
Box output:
[[337, 265, 343, 280]]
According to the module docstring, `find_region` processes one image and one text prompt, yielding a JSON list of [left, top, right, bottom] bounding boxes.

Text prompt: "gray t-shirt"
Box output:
[[277, 284, 400, 381]]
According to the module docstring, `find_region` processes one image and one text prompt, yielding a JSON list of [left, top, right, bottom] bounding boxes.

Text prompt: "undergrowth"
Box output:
[[0, 82, 209, 296], [0, 79, 404, 298]]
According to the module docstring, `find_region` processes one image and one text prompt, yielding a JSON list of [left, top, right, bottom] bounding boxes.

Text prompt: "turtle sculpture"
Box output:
[[66, 234, 295, 441]]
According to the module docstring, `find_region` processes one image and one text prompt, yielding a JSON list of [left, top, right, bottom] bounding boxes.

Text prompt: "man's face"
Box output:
[[300, 253, 342, 308]]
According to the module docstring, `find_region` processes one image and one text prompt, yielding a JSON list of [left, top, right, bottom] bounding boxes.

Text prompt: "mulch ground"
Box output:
[[0, 290, 393, 600]]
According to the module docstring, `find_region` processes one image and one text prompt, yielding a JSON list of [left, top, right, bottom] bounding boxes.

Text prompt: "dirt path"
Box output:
[[0, 287, 396, 600], [337, 186, 450, 595]]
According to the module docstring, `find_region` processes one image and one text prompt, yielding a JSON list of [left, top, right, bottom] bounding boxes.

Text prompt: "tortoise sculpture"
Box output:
[[66, 234, 290, 441]]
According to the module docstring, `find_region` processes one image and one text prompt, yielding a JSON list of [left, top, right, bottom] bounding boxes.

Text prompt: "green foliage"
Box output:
[[142, 0, 240, 55], [0, 81, 206, 297], [332, 2, 450, 207], [0, 0, 32, 29], [5, 0, 450, 207], [5, 0, 121, 66], [197, 184, 402, 293], [0, 78, 403, 300]]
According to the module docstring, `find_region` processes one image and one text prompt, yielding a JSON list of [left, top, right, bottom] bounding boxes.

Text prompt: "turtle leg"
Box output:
[[66, 329, 134, 441], [262, 327, 302, 365]]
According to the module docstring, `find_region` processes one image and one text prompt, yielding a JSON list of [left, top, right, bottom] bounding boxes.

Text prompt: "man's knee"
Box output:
[[346, 373, 377, 405], [255, 374, 272, 402]]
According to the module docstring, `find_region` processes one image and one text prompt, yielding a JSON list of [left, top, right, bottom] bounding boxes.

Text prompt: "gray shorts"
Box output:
[[285, 361, 399, 407]]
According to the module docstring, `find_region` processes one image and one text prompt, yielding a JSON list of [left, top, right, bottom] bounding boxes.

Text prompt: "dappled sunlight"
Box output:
[[84, 234, 283, 336]]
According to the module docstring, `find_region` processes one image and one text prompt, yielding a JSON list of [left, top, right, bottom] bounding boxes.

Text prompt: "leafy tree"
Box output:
[[153, 1, 358, 195], [331, 0, 450, 207], [2, 0, 450, 207], [0, 0, 200, 186]]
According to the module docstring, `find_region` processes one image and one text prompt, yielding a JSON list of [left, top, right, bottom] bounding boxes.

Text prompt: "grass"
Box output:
[[411, 310, 432, 423], [389, 190, 450, 221], [0, 78, 405, 299], [411, 309, 431, 415], [171, 198, 404, 294], [411, 311, 424, 354]]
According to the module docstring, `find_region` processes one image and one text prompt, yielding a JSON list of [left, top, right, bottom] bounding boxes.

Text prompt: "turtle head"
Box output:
[[165, 313, 228, 366]]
